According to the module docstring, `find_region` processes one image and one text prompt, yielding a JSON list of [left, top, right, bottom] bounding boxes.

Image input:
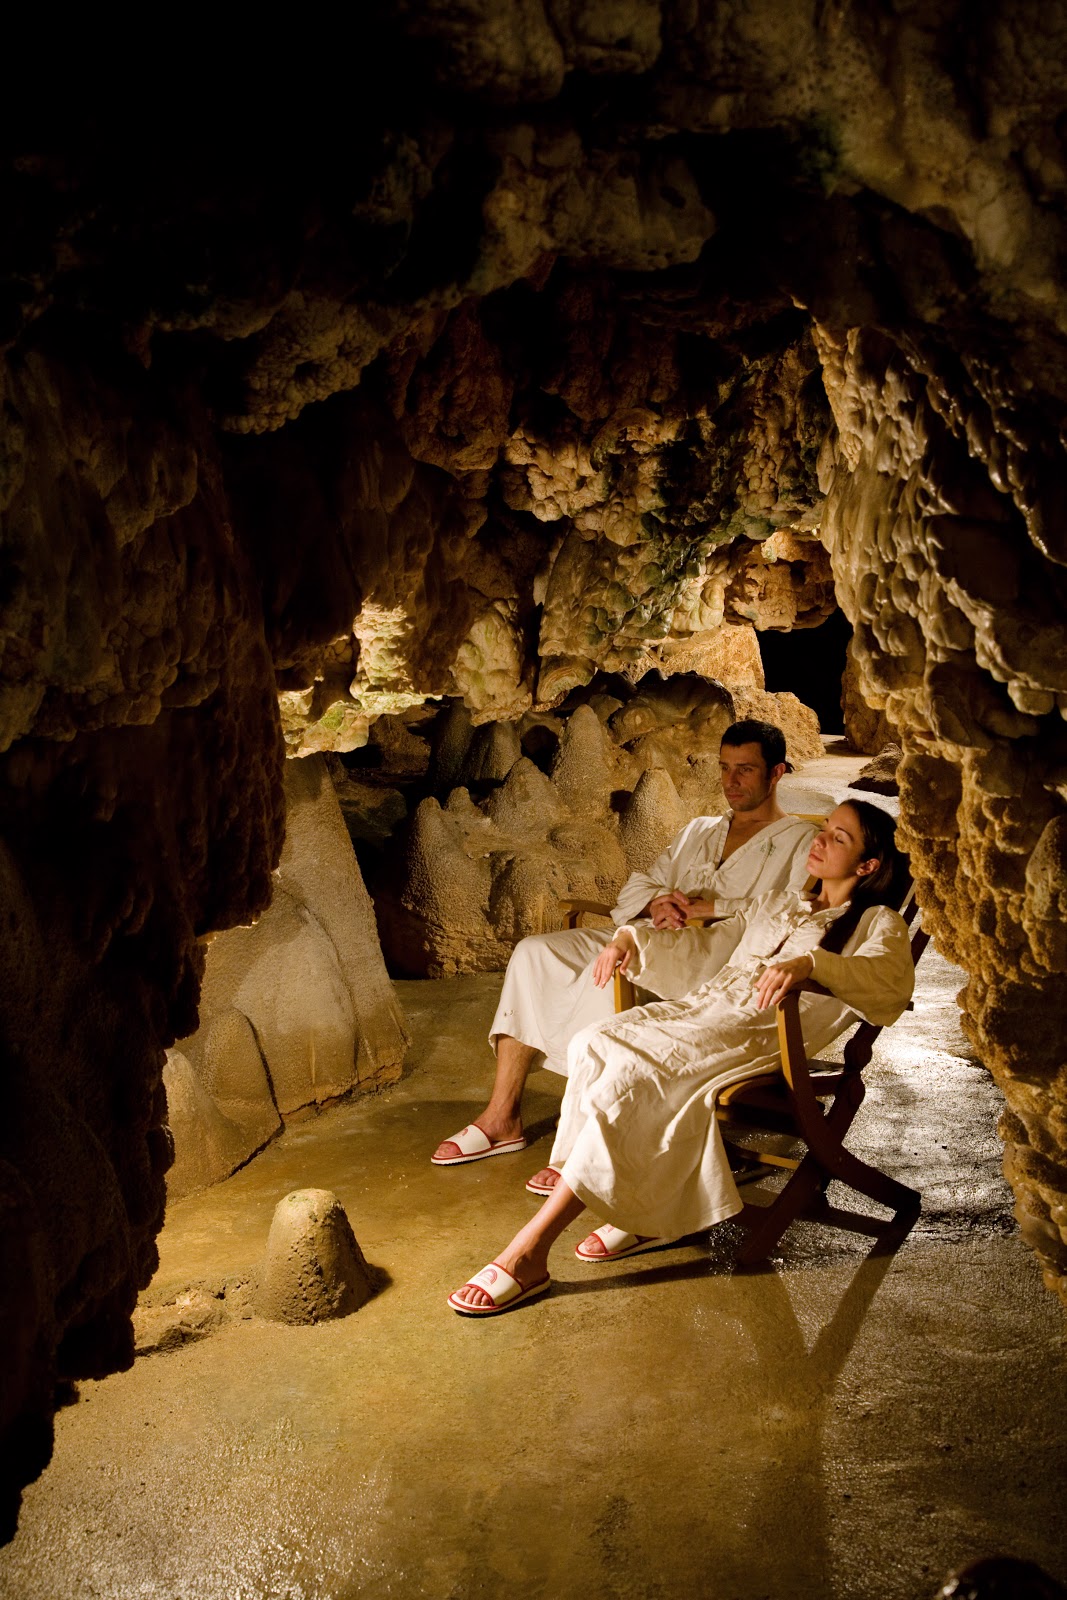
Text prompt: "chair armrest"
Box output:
[[614, 968, 637, 1013], [557, 897, 612, 930]]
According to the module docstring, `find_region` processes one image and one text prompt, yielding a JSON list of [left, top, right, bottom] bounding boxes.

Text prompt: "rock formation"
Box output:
[[165, 755, 409, 1197], [3, 0, 1067, 1538], [255, 1190, 375, 1326]]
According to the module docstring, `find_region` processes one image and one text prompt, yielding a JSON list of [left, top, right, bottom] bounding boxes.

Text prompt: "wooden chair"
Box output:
[[561, 863, 930, 1266], [719, 883, 929, 1264]]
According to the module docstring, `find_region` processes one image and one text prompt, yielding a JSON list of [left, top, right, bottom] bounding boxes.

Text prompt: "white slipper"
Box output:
[[524, 1166, 562, 1197], [574, 1224, 673, 1262], [447, 1263, 552, 1316], [431, 1123, 528, 1166]]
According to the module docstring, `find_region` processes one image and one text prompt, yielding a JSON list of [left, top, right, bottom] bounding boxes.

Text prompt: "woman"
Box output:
[[448, 801, 915, 1315]]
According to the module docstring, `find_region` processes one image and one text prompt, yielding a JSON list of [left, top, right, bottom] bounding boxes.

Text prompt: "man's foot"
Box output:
[[524, 1166, 562, 1196], [431, 1120, 527, 1166]]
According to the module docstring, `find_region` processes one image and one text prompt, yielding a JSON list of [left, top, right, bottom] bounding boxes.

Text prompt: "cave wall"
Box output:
[[3, 0, 1067, 1536]]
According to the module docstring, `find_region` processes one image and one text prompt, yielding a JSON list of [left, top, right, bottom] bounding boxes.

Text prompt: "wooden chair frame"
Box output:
[[719, 889, 929, 1263], [559, 860, 930, 1266]]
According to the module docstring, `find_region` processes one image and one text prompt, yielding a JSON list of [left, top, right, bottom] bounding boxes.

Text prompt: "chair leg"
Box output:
[[733, 1138, 921, 1268], [816, 1142, 921, 1217], [734, 1152, 826, 1266]]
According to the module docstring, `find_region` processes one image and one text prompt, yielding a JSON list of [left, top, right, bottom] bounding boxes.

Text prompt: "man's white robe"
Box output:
[[488, 814, 818, 1075], [551, 891, 915, 1240]]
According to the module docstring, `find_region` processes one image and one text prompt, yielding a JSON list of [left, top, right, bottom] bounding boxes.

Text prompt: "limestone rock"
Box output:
[[651, 624, 766, 689], [619, 768, 690, 874], [849, 745, 903, 797], [550, 703, 635, 812], [172, 756, 409, 1176], [163, 1043, 279, 1201], [255, 1190, 373, 1325], [727, 688, 823, 766], [457, 720, 523, 786], [367, 715, 431, 777], [428, 701, 477, 794], [841, 638, 896, 755], [276, 757, 409, 1091]]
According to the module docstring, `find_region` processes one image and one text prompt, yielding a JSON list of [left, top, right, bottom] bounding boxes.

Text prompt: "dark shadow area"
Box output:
[[758, 608, 852, 732]]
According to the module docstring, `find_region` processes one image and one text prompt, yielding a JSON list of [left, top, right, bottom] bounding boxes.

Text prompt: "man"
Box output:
[[431, 718, 818, 1167]]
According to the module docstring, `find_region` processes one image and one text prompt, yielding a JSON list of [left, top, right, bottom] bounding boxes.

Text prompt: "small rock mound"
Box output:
[[849, 742, 902, 795], [255, 1189, 374, 1325]]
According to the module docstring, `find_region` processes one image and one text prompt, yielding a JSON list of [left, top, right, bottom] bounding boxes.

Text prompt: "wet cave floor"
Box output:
[[2, 757, 1066, 1599]]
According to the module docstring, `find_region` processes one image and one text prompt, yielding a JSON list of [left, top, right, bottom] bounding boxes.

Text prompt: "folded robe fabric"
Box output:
[[552, 889, 915, 1241]]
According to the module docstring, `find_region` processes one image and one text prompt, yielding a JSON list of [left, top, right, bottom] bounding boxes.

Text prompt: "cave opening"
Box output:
[[757, 609, 852, 737]]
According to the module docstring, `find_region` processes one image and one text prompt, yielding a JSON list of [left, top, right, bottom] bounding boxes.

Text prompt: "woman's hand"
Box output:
[[754, 953, 814, 1010], [593, 931, 637, 988], [681, 896, 717, 922]]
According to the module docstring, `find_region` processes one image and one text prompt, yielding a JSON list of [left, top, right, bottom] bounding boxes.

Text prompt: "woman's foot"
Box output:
[[524, 1165, 562, 1196], [449, 1242, 549, 1311], [575, 1224, 671, 1262], [447, 1262, 551, 1316]]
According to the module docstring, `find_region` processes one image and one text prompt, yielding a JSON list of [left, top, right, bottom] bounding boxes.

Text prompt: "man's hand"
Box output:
[[593, 930, 638, 988], [754, 953, 815, 1010], [681, 897, 717, 922], [648, 891, 690, 930]]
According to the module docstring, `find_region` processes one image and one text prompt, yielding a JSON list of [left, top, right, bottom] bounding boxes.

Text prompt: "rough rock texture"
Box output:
[[850, 745, 903, 798], [0, 353, 286, 1536], [842, 638, 896, 755], [168, 755, 410, 1191], [4, 0, 1067, 1540], [255, 1190, 374, 1326], [818, 323, 1067, 1300], [374, 673, 816, 975]]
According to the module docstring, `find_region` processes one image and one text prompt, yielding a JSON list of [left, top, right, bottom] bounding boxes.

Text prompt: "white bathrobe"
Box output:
[[489, 815, 818, 1076], [550, 890, 915, 1241]]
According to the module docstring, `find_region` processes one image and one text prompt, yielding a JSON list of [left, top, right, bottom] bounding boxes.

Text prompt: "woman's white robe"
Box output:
[[550, 891, 915, 1240], [488, 815, 817, 1076]]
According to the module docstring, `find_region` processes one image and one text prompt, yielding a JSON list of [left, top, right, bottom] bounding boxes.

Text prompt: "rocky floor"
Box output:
[[2, 760, 1065, 1600]]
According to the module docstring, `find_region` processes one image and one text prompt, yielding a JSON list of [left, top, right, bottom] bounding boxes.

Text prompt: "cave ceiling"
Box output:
[[3, 0, 1067, 1539]]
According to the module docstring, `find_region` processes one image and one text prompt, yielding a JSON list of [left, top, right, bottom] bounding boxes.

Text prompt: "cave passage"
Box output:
[[2, 5, 1067, 1587], [758, 609, 852, 736]]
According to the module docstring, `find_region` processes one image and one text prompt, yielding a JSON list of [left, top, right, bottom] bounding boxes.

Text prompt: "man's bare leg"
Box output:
[[450, 1178, 587, 1309], [432, 1033, 538, 1161]]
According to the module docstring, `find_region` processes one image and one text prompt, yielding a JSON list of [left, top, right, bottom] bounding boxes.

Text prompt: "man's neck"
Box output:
[[726, 799, 785, 830]]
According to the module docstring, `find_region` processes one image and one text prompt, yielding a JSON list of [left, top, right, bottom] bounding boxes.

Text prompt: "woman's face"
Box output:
[[806, 805, 878, 884]]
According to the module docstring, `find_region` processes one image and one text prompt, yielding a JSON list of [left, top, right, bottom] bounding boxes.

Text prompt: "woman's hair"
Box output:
[[818, 799, 909, 955]]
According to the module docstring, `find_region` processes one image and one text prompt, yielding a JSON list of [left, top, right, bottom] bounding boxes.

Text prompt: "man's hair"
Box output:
[[720, 719, 791, 773]]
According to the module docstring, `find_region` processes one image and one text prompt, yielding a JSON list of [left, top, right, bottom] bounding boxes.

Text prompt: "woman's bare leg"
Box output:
[[450, 1178, 586, 1309]]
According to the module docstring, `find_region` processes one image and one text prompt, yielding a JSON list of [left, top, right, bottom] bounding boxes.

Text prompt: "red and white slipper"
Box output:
[[574, 1224, 673, 1262], [447, 1263, 552, 1316], [524, 1166, 562, 1196], [431, 1123, 528, 1166]]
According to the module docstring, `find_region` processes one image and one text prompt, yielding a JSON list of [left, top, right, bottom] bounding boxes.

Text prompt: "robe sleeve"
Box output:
[[808, 906, 915, 1027], [710, 821, 817, 919], [610, 818, 719, 923], [615, 911, 748, 999]]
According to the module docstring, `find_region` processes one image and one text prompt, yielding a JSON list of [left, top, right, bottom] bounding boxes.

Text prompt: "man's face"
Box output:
[[719, 742, 776, 812]]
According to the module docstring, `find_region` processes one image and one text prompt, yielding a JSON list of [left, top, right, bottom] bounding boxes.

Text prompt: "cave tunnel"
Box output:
[[2, 7, 1067, 1597]]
